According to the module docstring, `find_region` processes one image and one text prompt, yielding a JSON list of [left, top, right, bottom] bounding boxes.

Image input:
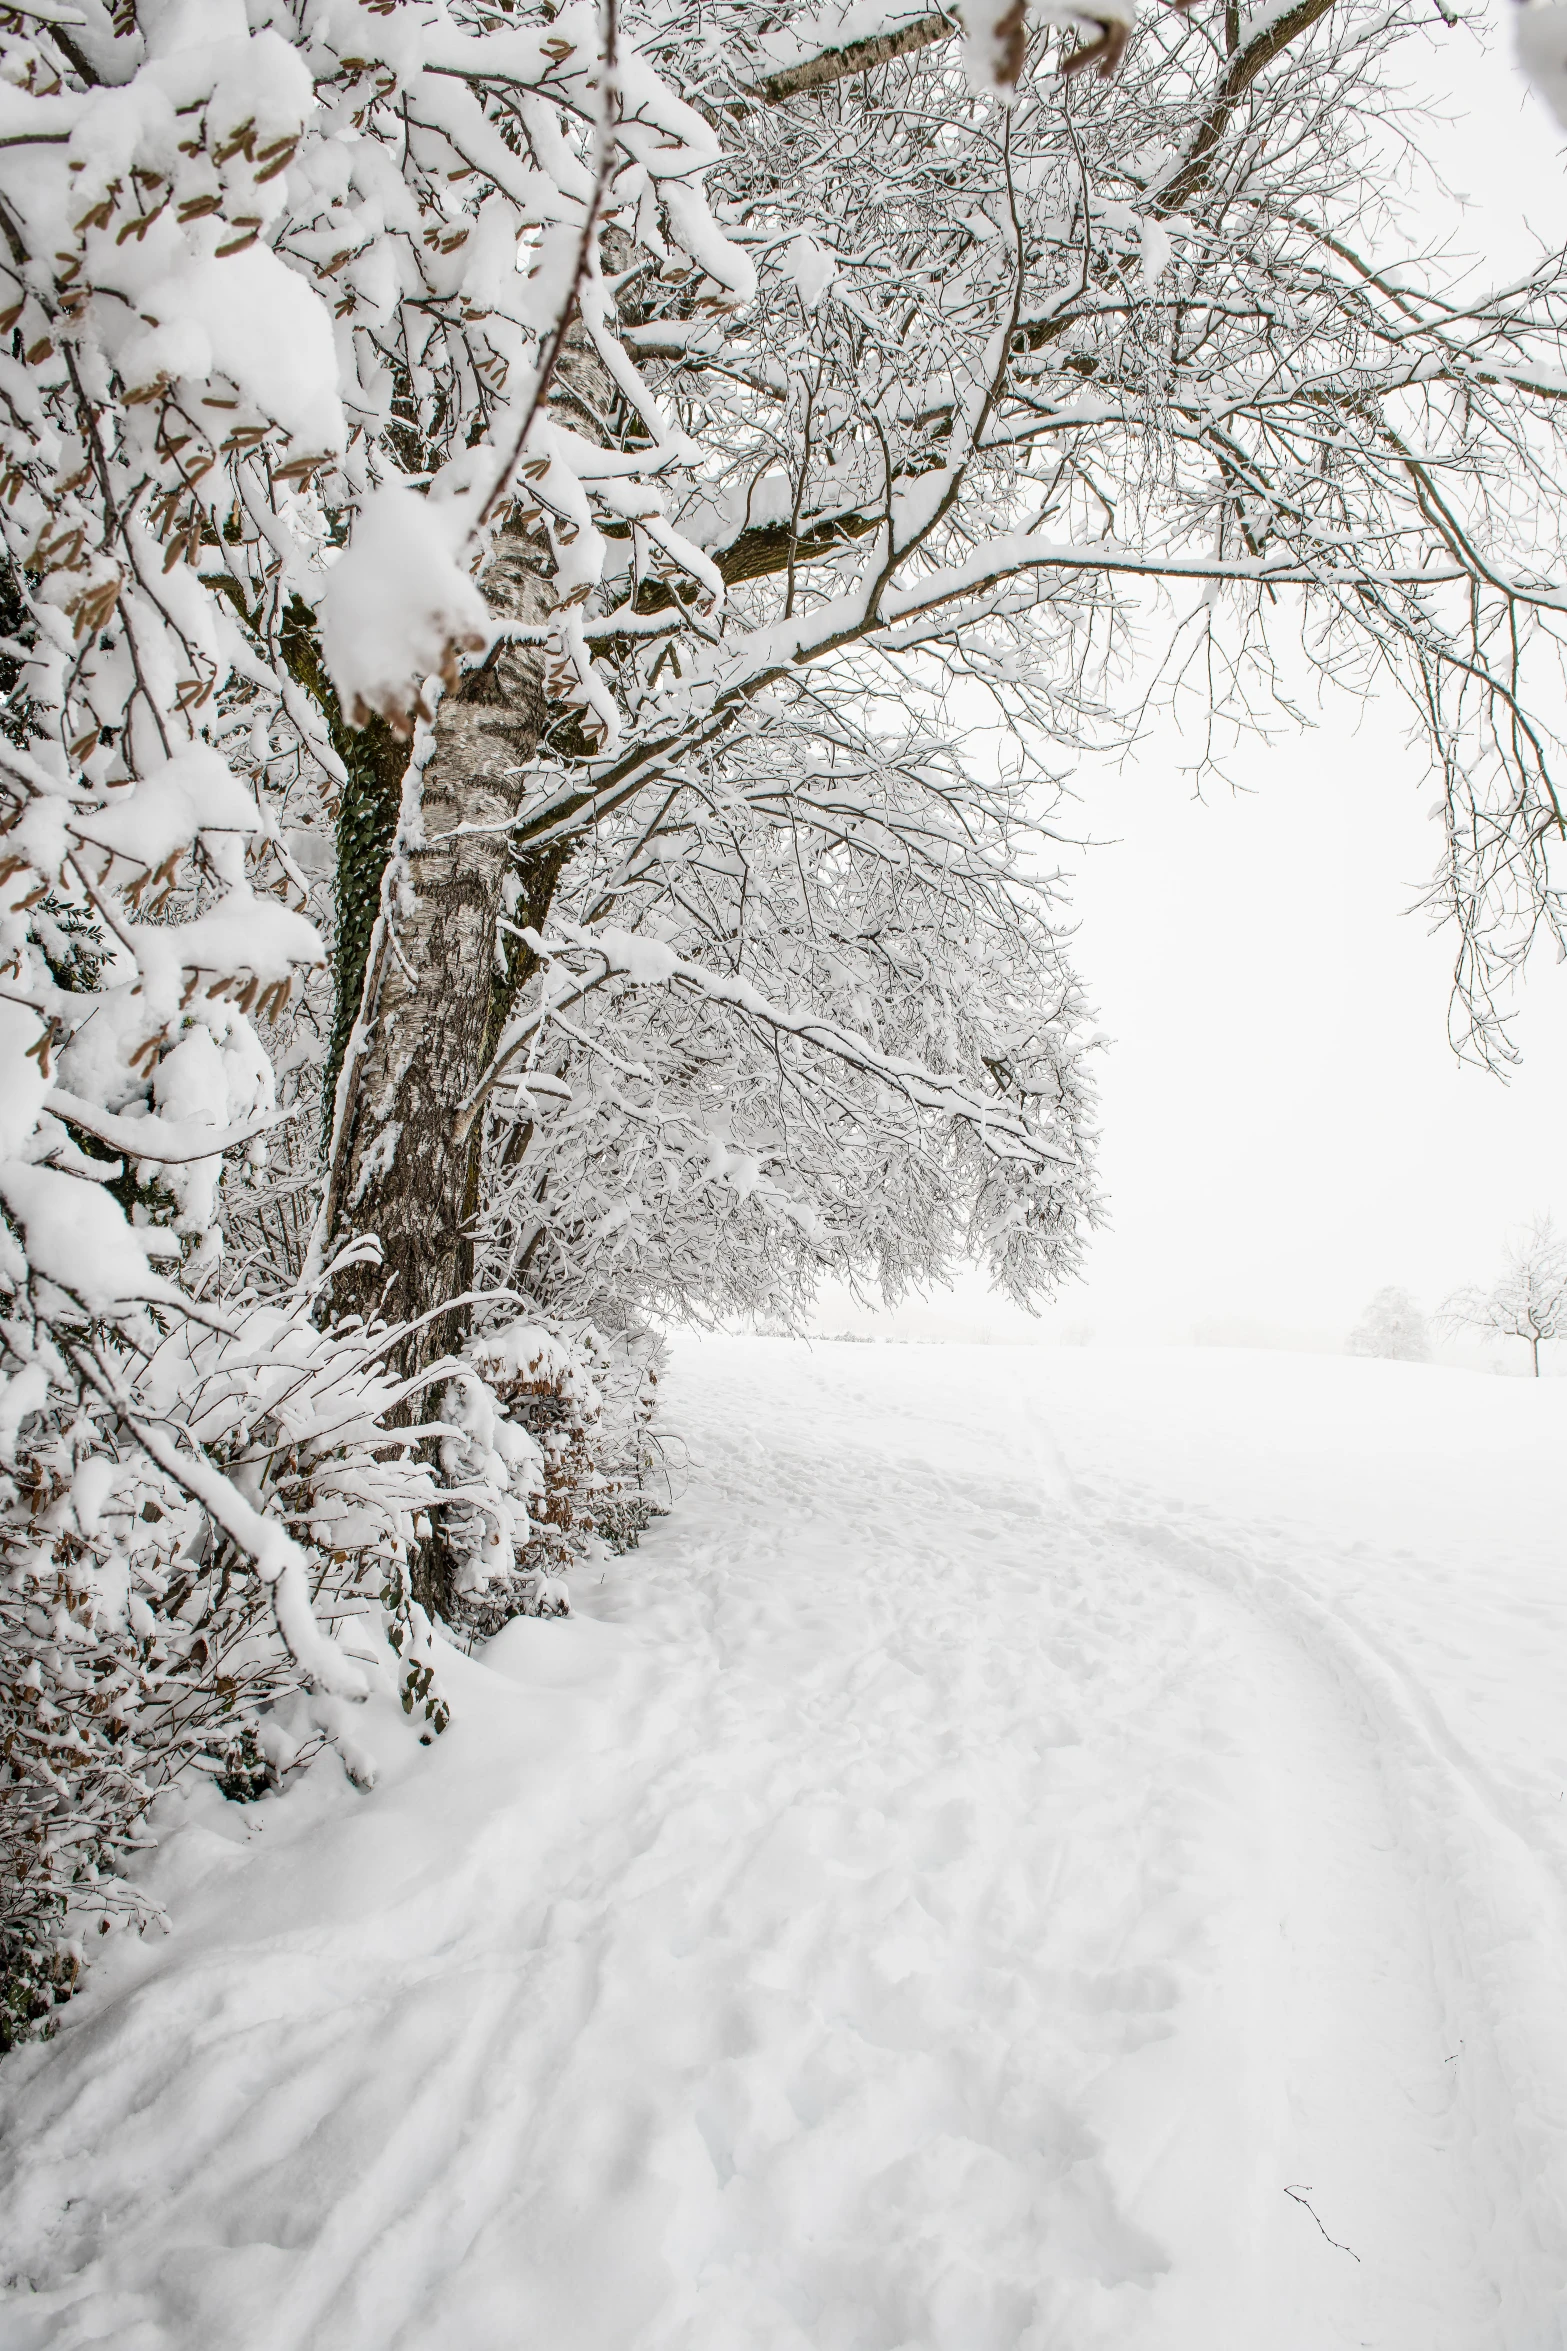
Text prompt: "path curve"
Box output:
[[1, 1337, 1563, 2350]]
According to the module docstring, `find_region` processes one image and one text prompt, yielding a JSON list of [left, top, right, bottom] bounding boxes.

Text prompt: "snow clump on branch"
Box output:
[[320, 487, 490, 735]]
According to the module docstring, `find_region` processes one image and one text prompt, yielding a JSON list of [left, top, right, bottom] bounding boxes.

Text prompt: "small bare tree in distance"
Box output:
[[1440, 1219, 1567, 1378]]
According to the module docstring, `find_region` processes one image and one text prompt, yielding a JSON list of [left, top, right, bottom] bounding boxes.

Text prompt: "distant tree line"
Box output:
[[1349, 1217, 1567, 1377]]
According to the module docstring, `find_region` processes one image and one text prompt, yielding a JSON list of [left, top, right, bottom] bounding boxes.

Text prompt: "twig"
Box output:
[[1284, 2185, 1361, 2262], [472, 0, 620, 538]]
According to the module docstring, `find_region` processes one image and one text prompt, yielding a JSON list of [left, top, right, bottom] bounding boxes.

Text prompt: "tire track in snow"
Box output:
[[994, 1338, 1567, 2343], [1083, 1484, 1567, 2350]]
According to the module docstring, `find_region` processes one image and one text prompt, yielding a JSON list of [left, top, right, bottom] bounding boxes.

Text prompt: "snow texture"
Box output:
[[319, 486, 491, 731], [3, 1337, 1566, 2349], [786, 233, 838, 309], [0, 1161, 176, 1315]]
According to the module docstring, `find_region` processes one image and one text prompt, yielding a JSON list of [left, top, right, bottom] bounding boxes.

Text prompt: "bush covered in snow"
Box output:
[[0, 1272, 653, 2043], [0, 1276, 441, 2047], [433, 1315, 662, 1634], [1347, 1288, 1431, 1364]]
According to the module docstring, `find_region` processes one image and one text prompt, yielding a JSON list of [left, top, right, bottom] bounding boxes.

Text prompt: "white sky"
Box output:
[[811, 11, 1567, 1357]]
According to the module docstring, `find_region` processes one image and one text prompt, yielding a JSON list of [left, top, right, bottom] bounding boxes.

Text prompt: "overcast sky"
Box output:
[[812, 11, 1567, 1357]]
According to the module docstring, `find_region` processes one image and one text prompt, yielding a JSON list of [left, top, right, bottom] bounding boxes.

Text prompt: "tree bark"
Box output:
[[737, 12, 951, 105], [326, 524, 552, 1379], [322, 319, 635, 1622]]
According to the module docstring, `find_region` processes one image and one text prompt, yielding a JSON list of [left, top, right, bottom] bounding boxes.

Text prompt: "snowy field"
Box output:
[[3, 1335, 1567, 2351]]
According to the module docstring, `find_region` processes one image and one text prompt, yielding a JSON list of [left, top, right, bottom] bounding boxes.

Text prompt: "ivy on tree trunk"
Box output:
[[325, 528, 552, 1379]]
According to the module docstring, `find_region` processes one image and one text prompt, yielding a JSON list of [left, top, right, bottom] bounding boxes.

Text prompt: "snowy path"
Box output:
[[4, 1338, 1567, 2349]]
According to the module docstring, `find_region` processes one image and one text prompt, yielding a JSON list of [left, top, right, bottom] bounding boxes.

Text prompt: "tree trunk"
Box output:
[[324, 322, 627, 1620], [326, 524, 552, 1379], [279, 596, 412, 1127]]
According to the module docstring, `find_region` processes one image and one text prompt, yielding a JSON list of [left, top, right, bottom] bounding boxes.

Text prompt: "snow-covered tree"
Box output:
[[1441, 1217, 1567, 1378], [1347, 1287, 1430, 1364], [0, 0, 749, 2029], [4, 0, 1567, 2028], [320, 0, 1567, 1373]]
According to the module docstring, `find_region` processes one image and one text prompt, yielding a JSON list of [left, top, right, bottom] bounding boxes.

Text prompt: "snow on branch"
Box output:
[[0, 0, 759, 1778], [320, 487, 490, 736], [515, 919, 1078, 1167]]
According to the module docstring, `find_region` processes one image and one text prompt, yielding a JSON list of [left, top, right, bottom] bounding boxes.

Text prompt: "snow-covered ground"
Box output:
[[4, 1337, 1567, 2350]]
